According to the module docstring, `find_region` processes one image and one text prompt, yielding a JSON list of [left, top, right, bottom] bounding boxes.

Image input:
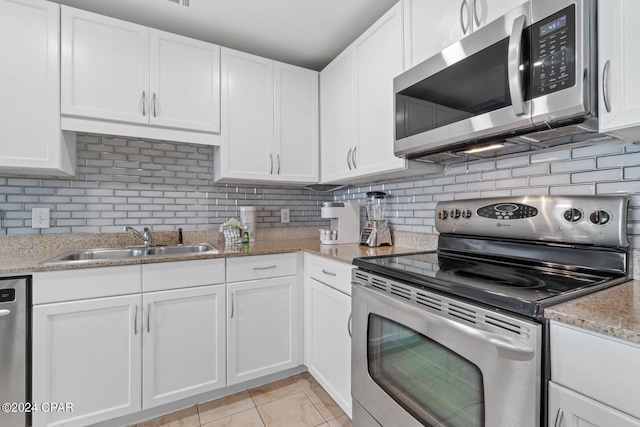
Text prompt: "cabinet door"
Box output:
[[320, 49, 355, 183], [353, 3, 406, 178], [149, 30, 220, 133], [32, 295, 142, 427], [403, 0, 466, 68], [273, 62, 319, 184], [61, 6, 149, 124], [220, 48, 274, 181], [598, 0, 640, 136], [142, 285, 226, 409], [227, 276, 299, 385], [304, 278, 352, 417], [472, 0, 528, 32], [0, 0, 75, 176], [548, 382, 640, 427]]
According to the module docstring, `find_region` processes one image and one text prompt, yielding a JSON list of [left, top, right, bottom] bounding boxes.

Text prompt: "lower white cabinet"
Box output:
[[226, 253, 301, 385], [33, 294, 142, 427], [548, 382, 640, 427], [32, 260, 226, 427], [303, 254, 353, 417], [549, 321, 640, 426], [142, 284, 226, 409]]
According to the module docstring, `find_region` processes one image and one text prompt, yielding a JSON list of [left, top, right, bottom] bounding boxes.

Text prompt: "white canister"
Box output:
[[240, 206, 257, 243]]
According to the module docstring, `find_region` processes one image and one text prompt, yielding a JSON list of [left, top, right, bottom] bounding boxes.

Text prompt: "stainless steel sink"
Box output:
[[41, 244, 219, 264]]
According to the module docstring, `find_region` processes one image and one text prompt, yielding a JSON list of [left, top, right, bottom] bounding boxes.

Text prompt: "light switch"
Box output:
[[32, 208, 50, 228], [281, 208, 290, 223]]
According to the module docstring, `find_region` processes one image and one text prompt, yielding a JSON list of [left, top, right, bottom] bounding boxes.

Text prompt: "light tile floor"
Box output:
[[134, 373, 352, 427]]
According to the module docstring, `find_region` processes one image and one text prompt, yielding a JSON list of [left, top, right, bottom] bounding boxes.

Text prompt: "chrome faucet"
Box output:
[[124, 226, 153, 246]]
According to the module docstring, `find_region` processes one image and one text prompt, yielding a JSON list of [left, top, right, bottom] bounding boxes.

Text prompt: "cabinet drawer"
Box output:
[[305, 253, 353, 295], [33, 265, 141, 304], [550, 321, 640, 419], [142, 258, 225, 292], [226, 253, 298, 283]]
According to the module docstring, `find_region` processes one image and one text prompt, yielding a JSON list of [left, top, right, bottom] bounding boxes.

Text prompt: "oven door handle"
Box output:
[[508, 14, 527, 117], [353, 281, 534, 355]]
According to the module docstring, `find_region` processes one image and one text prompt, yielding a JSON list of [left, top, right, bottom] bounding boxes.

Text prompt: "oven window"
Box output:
[[367, 314, 485, 427]]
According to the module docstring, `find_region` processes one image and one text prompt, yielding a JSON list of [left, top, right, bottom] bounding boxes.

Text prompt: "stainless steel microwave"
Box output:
[[394, 0, 598, 162]]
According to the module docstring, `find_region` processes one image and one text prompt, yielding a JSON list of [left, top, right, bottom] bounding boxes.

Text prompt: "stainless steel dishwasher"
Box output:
[[0, 276, 30, 427]]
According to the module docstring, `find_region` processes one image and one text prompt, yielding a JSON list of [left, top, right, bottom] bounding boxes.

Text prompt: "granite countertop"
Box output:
[[544, 280, 640, 345], [0, 229, 433, 275]]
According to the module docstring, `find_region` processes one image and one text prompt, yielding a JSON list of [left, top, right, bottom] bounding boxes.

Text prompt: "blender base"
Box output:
[[360, 220, 392, 247]]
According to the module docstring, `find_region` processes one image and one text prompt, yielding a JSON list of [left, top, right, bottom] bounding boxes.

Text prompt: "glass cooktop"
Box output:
[[353, 251, 622, 318]]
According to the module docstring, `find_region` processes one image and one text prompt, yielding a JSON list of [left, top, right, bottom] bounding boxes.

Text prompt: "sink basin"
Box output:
[[41, 244, 219, 264]]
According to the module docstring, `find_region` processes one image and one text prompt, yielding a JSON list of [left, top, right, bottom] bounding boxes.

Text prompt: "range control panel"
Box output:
[[435, 196, 629, 247]]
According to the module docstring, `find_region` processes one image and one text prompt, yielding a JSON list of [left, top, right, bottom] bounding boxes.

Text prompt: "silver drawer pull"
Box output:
[[0, 309, 11, 317], [554, 408, 564, 427], [322, 269, 337, 277], [146, 303, 151, 333], [348, 313, 352, 338], [134, 305, 138, 335], [253, 265, 277, 270]]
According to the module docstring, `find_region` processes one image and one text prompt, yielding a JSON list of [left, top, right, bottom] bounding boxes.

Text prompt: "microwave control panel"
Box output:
[[530, 4, 576, 98]]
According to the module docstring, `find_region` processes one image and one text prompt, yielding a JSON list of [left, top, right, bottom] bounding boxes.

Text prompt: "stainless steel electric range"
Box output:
[[351, 195, 630, 427]]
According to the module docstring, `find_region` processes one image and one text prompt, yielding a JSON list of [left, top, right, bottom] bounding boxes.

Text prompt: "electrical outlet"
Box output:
[[32, 208, 50, 228], [280, 208, 290, 223]]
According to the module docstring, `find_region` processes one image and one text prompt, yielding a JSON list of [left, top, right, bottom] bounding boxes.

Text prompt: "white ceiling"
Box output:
[[49, 0, 399, 71]]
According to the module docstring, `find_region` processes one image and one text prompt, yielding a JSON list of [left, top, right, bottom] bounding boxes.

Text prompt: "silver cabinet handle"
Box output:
[[473, 0, 481, 27], [348, 313, 352, 338], [553, 408, 564, 427], [508, 15, 527, 117], [141, 91, 147, 117], [603, 60, 612, 113], [322, 269, 337, 277], [351, 146, 357, 169], [134, 305, 138, 335], [277, 154, 281, 175], [253, 265, 277, 270], [346, 148, 352, 170], [230, 292, 235, 318], [152, 92, 157, 117], [0, 309, 10, 317], [146, 303, 151, 333], [269, 154, 273, 174], [460, 0, 470, 34]]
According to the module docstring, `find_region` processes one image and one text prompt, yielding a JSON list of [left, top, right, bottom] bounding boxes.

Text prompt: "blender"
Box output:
[[360, 191, 392, 247]]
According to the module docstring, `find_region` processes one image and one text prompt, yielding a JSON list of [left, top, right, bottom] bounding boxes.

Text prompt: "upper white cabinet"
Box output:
[[61, 6, 220, 145], [598, 0, 640, 140], [0, 0, 76, 176], [403, 0, 527, 68], [215, 48, 318, 184], [320, 3, 441, 184]]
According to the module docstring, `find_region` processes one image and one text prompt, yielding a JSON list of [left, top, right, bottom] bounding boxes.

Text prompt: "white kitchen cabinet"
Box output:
[[548, 382, 640, 427], [304, 254, 353, 417], [549, 321, 640, 426], [60, 6, 220, 145], [598, 0, 640, 140], [142, 285, 226, 408], [0, 0, 76, 176], [216, 49, 318, 184], [33, 286, 142, 427], [320, 3, 441, 184], [403, 0, 527, 68], [226, 253, 302, 385]]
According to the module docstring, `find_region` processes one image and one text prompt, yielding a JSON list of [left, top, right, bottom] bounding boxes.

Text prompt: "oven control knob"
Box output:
[[589, 210, 611, 225], [437, 209, 448, 220], [563, 208, 582, 223], [462, 209, 472, 219], [451, 208, 461, 219]]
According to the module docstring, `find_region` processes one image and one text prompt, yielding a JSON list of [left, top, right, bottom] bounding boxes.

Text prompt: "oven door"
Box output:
[[351, 279, 542, 427], [394, 3, 532, 158]]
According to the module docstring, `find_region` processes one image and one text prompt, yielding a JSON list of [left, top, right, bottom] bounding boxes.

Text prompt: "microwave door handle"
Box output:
[[508, 14, 527, 117]]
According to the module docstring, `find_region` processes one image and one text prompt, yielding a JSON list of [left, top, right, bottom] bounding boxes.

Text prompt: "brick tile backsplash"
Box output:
[[0, 135, 332, 235], [1, 134, 639, 249]]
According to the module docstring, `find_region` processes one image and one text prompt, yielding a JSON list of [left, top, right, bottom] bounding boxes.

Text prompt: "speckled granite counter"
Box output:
[[0, 228, 435, 275], [544, 280, 640, 345]]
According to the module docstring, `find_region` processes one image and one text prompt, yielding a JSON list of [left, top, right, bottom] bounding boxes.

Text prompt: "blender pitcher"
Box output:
[[360, 192, 392, 247]]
